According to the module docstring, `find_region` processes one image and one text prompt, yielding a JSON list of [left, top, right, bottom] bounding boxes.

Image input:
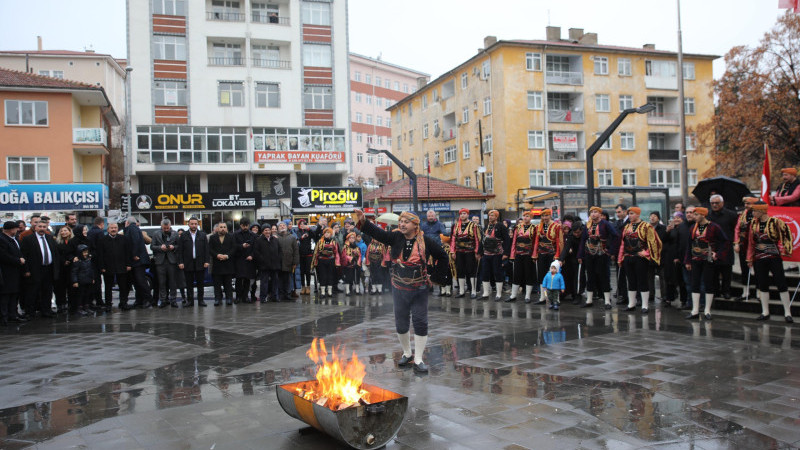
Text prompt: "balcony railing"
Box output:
[[549, 150, 585, 161], [252, 13, 290, 25], [251, 58, 291, 69], [649, 149, 680, 161], [207, 11, 245, 21], [547, 109, 584, 123], [442, 128, 456, 141], [208, 57, 244, 66], [73, 128, 107, 145], [545, 70, 583, 85], [647, 112, 680, 125]]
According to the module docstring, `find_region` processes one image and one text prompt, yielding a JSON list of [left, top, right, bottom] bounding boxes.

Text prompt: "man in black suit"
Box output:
[[177, 217, 209, 307], [98, 222, 130, 310], [0, 221, 27, 324], [21, 221, 59, 318], [151, 218, 180, 308], [209, 222, 236, 305], [125, 218, 154, 308]]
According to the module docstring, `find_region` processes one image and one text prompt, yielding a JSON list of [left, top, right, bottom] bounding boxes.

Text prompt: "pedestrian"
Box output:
[[53, 225, 77, 314], [366, 222, 389, 294], [276, 222, 299, 301], [747, 201, 794, 323], [341, 232, 361, 296], [438, 235, 456, 296], [542, 260, 565, 310], [617, 207, 662, 314], [579, 207, 618, 309], [177, 217, 209, 307], [233, 218, 257, 303], [311, 227, 340, 298], [532, 209, 563, 305], [98, 222, 130, 310], [71, 244, 95, 316], [353, 208, 449, 374], [648, 211, 668, 304], [707, 194, 737, 299], [150, 219, 180, 308], [684, 207, 728, 320], [124, 218, 154, 309], [253, 225, 282, 301], [480, 210, 509, 301], [296, 220, 315, 296], [0, 221, 26, 325], [208, 222, 236, 306], [560, 218, 584, 305], [734, 197, 758, 300], [770, 167, 800, 206], [507, 210, 537, 303], [86, 216, 105, 307], [421, 210, 448, 246], [662, 212, 685, 307], [248, 223, 262, 301], [19, 214, 40, 240], [451, 208, 481, 298], [21, 220, 59, 318]]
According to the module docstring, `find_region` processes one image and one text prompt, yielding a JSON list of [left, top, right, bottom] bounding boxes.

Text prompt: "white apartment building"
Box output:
[[127, 0, 349, 227]]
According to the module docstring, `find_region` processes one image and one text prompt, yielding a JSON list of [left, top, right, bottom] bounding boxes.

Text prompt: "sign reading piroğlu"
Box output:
[[291, 187, 362, 210]]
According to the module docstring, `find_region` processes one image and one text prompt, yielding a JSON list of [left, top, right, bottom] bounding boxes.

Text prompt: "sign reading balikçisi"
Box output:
[[291, 187, 362, 210], [0, 184, 105, 211], [121, 192, 262, 211]]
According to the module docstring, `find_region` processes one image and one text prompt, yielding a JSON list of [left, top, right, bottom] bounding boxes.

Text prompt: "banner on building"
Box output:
[[254, 174, 290, 199], [121, 192, 262, 211], [0, 184, 105, 211], [391, 201, 451, 212], [291, 187, 362, 210], [254, 151, 346, 163], [552, 132, 578, 152], [768, 206, 800, 262]]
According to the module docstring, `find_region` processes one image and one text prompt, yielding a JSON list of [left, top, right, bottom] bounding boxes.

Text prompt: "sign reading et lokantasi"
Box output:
[[121, 192, 262, 211], [255, 151, 346, 163], [291, 187, 362, 210]]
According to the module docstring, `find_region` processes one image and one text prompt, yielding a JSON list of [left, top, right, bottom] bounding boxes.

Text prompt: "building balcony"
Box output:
[[207, 11, 245, 22], [73, 128, 107, 145], [547, 109, 584, 124], [549, 149, 585, 161], [645, 75, 678, 90], [545, 70, 583, 85], [442, 128, 457, 141], [252, 13, 290, 25], [649, 149, 680, 161], [208, 57, 244, 66], [252, 58, 291, 69], [647, 112, 680, 125]]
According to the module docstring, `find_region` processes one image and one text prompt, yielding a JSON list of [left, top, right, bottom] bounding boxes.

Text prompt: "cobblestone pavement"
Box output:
[[0, 288, 798, 449]]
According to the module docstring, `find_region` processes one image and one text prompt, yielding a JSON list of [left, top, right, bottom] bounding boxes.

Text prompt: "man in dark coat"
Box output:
[[707, 194, 737, 299], [253, 226, 282, 302], [177, 217, 209, 307], [125, 218, 154, 308], [233, 218, 257, 303], [0, 221, 26, 324], [208, 222, 236, 306], [98, 222, 131, 310], [86, 216, 105, 307], [21, 221, 59, 318], [151, 218, 180, 308], [276, 222, 299, 301]]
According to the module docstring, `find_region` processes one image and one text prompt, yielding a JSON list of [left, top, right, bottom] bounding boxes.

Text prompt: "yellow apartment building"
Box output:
[[388, 27, 717, 217]]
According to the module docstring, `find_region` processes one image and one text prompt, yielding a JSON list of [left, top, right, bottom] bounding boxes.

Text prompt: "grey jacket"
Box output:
[[276, 233, 299, 272], [151, 228, 180, 265]]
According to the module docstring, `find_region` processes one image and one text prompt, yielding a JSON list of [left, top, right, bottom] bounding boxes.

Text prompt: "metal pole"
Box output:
[[586, 110, 633, 208], [677, 0, 689, 207], [124, 66, 133, 218]]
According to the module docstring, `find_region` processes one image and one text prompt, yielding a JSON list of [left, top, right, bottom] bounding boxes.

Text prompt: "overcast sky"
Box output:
[[0, 0, 789, 81]]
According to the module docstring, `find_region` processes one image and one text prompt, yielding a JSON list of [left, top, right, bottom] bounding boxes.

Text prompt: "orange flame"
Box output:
[[299, 338, 369, 409]]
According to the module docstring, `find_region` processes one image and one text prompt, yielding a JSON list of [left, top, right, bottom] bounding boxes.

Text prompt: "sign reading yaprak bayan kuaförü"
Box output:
[[290, 187, 362, 210], [121, 192, 262, 211]]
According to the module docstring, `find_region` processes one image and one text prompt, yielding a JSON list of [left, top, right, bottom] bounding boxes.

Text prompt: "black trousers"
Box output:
[[316, 259, 336, 287], [213, 273, 233, 300], [754, 257, 788, 292], [393, 286, 429, 336], [26, 265, 54, 314], [623, 255, 649, 293], [235, 277, 251, 300], [343, 266, 358, 285], [53, 273, 74, 309], [369, 261, 386, 285], [0, 292, 19, 321], [585, 254, 612, 293], [616, 261, 628, 296], [104, 272, 129, 306], [130, 265, 153, 305], [455, 252, 477, 279], [691, 260, 716, 293], [536, 254, 555, 289], [479, 254, 504, 283], [259, 269, 279, 300], [300, 255, 313, 287], [738, 248, 750, 284], [184, 269, 205, 302], [513, 256, 537, 286], [713, 264, 733, 296], [279, 270, 292, 298]]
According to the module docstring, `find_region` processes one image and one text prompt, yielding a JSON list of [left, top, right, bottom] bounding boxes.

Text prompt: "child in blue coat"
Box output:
[[542, 260, 565, 310]]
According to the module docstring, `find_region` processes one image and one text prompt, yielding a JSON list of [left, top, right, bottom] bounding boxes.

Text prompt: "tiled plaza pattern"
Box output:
[[0, 289, 798, 449]]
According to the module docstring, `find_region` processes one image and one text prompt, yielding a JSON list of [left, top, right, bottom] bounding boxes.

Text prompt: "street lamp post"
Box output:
[[585, 104, 655, 207], [367, 148, 418, 213], [124, 66, 133, 218]]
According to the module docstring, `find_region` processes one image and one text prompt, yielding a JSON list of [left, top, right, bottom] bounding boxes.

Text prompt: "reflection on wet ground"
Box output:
[[0, 292, 798, 449]]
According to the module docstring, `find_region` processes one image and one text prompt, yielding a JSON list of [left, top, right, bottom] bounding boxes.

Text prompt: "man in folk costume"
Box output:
[[480, 210, 509, 301], [734, 197, 758, 299], [579, 206, 619, 309], [438, 234, 456, 296], [617, 207, 661, 314], [450, 208, 481, 298], [507, 210, 538, 303], [366, 225, 389, 295], [532, 209, 563, 305], [340, 232, 362, 296], [354, 209, 449, 374], [683, 207, 728, 320], [747, 201, 795, 323], [311, 227, 340, 298], [770, 167, 800, 207]]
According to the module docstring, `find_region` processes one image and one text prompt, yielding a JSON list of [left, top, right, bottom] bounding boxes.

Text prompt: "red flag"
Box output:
[[762, 143, 771, 203], [779, 0, 800, 12]]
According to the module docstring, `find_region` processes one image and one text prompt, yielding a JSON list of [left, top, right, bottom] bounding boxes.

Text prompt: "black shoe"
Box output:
[[413, 362, 429, 374], [572, 297, 581, 305], [704, 313, 713, 321], [504, 297, 516, 303], [581, 302, 593, 308], [524, 298, 531, 304], [397, 354, 414, 367], [226, 299, 233, 306], [616, 298, 627, 305], [144, 302, 153, 309], [755, 314, 770, 321], [681, 303, 692, 310], [685, 313, 700, 320], [641, 308, 649, 314], [604, 303, 613, 310], [786, 316, 794, 323], [170, 301, 179, 308], [214, 300, 221, 306], [198, 301, 208, 307], [182, 300, 192, 308], [722, 293, 731, 300], [624, 306, 636, 312], [470, 293, 478, 299], [534, 300, 546, 305], [455, 292, 465, 298]]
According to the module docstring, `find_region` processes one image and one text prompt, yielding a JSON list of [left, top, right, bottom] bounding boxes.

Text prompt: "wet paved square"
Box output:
[[0, 290, 798, 449]]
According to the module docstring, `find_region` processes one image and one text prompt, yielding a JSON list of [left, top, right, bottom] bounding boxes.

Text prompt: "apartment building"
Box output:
[[388, 27, 717, 216], [127, 0, 349, 228]]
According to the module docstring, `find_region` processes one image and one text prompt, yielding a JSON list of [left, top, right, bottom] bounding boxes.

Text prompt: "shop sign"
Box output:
[[121, 192, 262, 211], [254, 174, 290, 199], [552, 132, 578, 152], [254, 151, 346, 163], [363, 207, 387, 214], [0, 184, 105, 211], [391, 201, 451, 212], [291, 187, 362, 210]]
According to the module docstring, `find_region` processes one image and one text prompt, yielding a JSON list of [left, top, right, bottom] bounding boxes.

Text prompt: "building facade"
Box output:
[[127, 0, 349, 229], [348, 53, 427, 188], [388, 27, 717, 218]]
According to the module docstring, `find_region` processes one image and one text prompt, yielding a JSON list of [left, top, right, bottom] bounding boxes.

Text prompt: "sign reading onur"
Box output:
[[254, 151, 346, 163], [0, 184, 105, 211], [291, 187, 362, 210], [121, 192, 262, 211], [552, 132, 578, 152]]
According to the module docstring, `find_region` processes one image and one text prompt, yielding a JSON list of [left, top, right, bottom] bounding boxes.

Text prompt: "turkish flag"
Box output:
[[779, 0, 800, 12], [762, 143, 771, 204]]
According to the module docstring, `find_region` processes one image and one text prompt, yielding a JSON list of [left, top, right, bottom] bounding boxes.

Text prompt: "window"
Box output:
[[396, 135, 401, 150], [154, 81, 187, 106], [367, 155, 374, 164], [368, 135, 374, 145], [211, 42, 242, 65], [599, 133, 612, 149], [598, 169, 612, 186], [619, 94, 633, 111], [682, 62, 695, 80], [152, 35, 186, 60], [4, 100, 48, 125], [622, 169, 636, 186], [529, 170, 545, 187], [433, 151, 440, 167], [218, 81, 244, 106], [550, 170, 585, 186], [153, 0, 186, 15], [303, 86, 332, 109], [423, 123, 429, 139], [387, 137, 392, 147], [461, 72, 468, 89], [303, 44, 331, 67], [432, 89, 439, 102], [376, 97, 382, 107], [354, 71, 361, 82], [686, 132, 697, 150], [688, 169, 698, 186], [7, 156, 49, 181], [527, 131, 544, 149], [646, 60, 677, 77], [255, 82, 280, 107], [386, 117, 391, 127], [526, 52, 542, 71], [355, 134, 362, 143], [421, 95, 427, 109], [486, 172, 494, 192], [377, 136, 383, 145], [251, 3, 279, 23], [394, 81, 400, 90], [402, 83, 408, 93], [483, 96, 492, 115], [365, 74, 371, 84], [354, 92, 361, 103], [527, 91, 543, 110], [365, 114, 372, 125], [483, 134, 492, 154], [464, 176, 471, 187], [376, 116, 383, 127], [684, 97, 695, 115], [618, 58, 632, 76], [462, 106, 469, 124], [482, 60, 491, 78], [384, 79, 391, 88], [595, 94, 610, 112], [375, 76, 381, 87], [301, 1, 330, 25], [408, 130, 414, 145], [462, 142, 470, 159], [378, 154, 384, 164], [620, 132, 635, 150], [355, 112, 362, 123], [356, 153, 363, 163], [366, 95, 372, 105], [594, 56, 608, 75], [650, 169, 681, 188], [444, 145, 456, 164], [38, 70, 64, 79]]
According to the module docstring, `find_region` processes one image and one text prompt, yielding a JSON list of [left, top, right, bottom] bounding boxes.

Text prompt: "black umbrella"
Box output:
[[692, 176, 753, 209]]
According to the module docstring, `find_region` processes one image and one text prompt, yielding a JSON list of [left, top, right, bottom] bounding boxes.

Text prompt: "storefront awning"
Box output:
[[292, 207, 356, 214]]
